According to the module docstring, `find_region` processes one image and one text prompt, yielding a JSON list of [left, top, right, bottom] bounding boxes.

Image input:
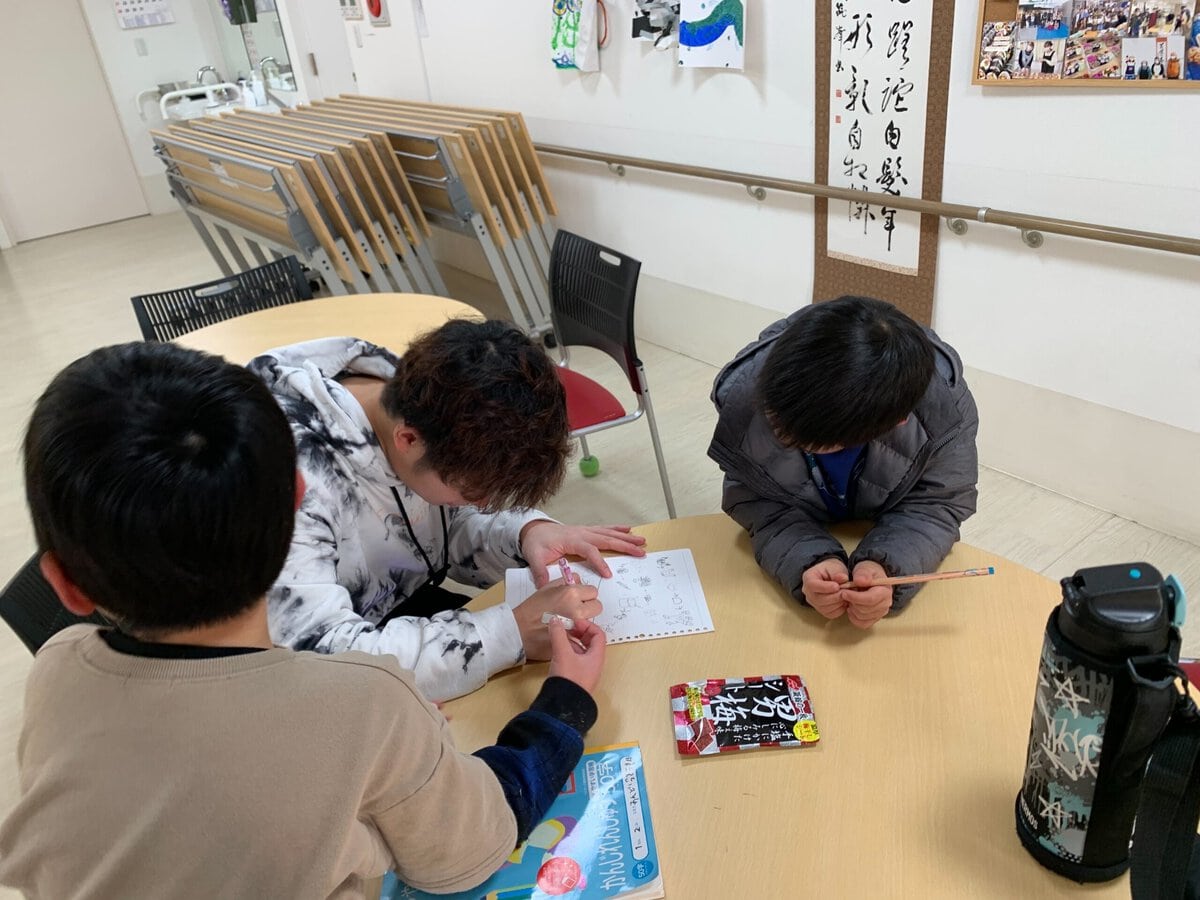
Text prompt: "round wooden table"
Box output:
[[179, 293, 483, 360], [449, 514, 1131, 899]]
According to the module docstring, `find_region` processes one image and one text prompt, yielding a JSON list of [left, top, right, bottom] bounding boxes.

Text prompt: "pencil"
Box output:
[[869, 566, 996, 587]]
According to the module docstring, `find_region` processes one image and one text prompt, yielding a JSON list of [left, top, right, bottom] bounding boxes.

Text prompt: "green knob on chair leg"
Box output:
[[579, 456, 600, 478]]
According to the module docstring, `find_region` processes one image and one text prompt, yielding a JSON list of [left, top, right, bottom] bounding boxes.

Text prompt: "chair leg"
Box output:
[[577, 434, 600, 477], [637, 368, 677, 519]]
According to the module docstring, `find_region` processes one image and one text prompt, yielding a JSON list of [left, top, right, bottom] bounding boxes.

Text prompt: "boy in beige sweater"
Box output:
[[0, 342, 605, 899]]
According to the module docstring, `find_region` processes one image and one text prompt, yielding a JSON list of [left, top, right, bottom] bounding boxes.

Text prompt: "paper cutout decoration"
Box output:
[[633, 0, 682, 49], [678, 0, 746, 69]]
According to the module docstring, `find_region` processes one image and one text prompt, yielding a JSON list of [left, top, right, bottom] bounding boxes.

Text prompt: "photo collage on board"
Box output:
[[979, 0, 1197, 79]]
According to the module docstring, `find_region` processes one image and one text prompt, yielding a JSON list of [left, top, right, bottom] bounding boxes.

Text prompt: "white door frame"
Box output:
[[276, 0, 358, 100]]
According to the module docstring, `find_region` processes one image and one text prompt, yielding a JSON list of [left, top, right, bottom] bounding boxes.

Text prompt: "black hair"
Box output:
[[759, 296, 935, 450], [24, 342, 297, 634], [381, 319, 569, 510]]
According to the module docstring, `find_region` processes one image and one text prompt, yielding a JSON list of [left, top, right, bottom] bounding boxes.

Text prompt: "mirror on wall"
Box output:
[[208, 0, 296, 91]]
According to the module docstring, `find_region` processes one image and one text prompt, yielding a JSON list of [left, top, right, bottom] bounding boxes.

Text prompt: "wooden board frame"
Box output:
[[152, 128, 360, 290], [184, 118, 417, 292]]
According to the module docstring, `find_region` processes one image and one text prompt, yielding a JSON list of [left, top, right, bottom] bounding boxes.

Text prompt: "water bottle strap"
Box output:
[[1130, 678, 1200, 900]]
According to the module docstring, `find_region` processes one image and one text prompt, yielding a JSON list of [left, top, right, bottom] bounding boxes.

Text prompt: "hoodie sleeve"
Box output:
[[443, 507, 551, 587], [268, 484, 526, 703]]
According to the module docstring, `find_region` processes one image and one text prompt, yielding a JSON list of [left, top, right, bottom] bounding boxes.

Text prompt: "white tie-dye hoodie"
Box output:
[[250, 337, 548, 702]]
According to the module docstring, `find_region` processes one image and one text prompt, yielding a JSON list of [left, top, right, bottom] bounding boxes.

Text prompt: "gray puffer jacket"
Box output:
[[707, 307, 980, 610]]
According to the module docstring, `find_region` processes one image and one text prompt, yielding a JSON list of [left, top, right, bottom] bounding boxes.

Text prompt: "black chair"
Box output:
[[130, 255, 314, 342], [548, 230, 676, 518], [0, 555, 109, 654]]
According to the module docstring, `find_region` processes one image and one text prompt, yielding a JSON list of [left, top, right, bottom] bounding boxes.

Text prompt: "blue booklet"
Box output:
[[381, 742, 663, 900]]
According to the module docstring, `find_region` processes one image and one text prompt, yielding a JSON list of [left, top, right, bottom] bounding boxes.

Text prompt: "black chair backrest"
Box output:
[[0, 555, 109, 654], [130, 255, 313, 342], [549, 230, 644, 393]]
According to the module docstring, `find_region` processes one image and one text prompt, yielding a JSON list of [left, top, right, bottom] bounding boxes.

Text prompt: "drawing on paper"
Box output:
[[504, 548, 713, 645], [678, 0, 746, 69], [633, 0, 682, 49], [552, 0, 582, 68]]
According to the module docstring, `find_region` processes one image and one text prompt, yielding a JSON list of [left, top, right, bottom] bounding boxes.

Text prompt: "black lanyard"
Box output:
[[390, 486, 450, 590]]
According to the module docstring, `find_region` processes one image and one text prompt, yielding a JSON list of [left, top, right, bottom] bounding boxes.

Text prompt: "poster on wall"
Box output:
[[678, 0, 746, 68], [826, 0, 934, 275], [978, 0, 1196, 81], [552, 0, 601, 70], [114, 0, 174, 28]]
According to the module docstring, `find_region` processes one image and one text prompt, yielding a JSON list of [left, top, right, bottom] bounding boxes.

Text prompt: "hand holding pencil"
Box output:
[[842, 561, 894, 629]]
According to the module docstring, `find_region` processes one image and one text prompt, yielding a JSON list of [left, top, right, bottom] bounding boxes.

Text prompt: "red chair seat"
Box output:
[[555, 366, 628, 431]]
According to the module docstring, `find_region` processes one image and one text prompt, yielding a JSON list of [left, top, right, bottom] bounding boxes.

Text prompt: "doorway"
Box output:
[[0, 1, 147, 243]]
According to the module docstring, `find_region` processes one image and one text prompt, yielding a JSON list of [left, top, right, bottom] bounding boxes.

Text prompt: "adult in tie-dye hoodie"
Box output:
[[249, 321, 645, 702]]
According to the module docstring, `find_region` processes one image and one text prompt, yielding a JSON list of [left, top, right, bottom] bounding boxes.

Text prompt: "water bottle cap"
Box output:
[[1058, 562, 1173, 658]]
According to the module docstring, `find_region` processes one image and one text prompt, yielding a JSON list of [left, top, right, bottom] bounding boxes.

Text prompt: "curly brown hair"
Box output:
[[381, 318, 570, 510]]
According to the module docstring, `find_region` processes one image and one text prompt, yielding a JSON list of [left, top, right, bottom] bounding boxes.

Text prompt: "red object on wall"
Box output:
[[366, 0, 382, 17]]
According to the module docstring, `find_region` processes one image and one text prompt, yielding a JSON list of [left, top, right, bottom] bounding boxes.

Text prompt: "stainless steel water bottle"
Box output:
[[1015, 562, 1185, 881]]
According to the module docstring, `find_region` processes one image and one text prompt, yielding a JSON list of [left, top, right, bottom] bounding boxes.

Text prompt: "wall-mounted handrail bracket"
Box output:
[[607, 162, 626, 177], [746, 185, 766, 201], [1021, 229, 1045, 249], [946, 217, 968, 235]]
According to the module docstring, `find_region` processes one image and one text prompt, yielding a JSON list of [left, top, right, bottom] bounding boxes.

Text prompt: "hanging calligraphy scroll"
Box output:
[[814, 0, 955, 325]]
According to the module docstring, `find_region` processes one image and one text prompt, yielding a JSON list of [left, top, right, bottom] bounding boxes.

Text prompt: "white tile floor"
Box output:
[[1, 213, 1198, 884]]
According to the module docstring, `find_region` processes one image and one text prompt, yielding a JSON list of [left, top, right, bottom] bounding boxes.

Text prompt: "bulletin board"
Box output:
[[974, 0, 1200, 86], [813, 0, 956, 326]]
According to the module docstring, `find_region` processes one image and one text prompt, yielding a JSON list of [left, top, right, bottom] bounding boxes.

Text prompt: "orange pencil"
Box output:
[[869, 566, 996, 587]]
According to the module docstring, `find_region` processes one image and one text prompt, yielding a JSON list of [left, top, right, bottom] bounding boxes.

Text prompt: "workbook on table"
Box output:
[[670, 675, 821, 756], [381, 742, 663, 900], [504, 549, 713, 645]]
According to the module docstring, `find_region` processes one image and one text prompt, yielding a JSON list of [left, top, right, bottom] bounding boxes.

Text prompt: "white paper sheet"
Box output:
[[504, 549, 713, 645]]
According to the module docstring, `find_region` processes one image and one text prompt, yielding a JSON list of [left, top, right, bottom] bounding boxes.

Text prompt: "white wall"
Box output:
[[80, 0, 225, 214], [341, 1, 1200, 537], [938, 6, 1200, 434], [343, 3, 430, 100]]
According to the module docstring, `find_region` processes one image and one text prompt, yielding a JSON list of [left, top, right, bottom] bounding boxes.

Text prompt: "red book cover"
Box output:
[[669, 674, 820, 756]]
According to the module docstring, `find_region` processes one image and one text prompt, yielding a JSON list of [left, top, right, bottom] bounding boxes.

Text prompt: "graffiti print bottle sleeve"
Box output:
[[1015, 563, 1184, 882]]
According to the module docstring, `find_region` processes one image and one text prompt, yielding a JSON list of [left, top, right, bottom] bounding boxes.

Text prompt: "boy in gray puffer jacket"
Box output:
[[708, 296, 979, 628]]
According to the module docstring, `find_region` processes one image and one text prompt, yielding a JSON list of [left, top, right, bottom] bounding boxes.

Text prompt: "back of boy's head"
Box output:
[[24, 342, 297, 634], [760, 296, 935, 450], [381, 318, 569, 511]]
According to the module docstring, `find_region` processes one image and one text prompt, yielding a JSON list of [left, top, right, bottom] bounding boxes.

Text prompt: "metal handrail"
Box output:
[[535, 143, 1200, 258]]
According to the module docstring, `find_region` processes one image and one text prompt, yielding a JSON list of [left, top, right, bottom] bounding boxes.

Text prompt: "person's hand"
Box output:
[[801, 558, 850, 619], [841, 560, 893, 629], [519, 520, 647, 587], [547, 617, 606, 695], [512, 581, 601, 660]]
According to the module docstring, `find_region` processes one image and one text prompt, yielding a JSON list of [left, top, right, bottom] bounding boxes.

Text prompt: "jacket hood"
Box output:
[[249, 337, 402, 485]]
